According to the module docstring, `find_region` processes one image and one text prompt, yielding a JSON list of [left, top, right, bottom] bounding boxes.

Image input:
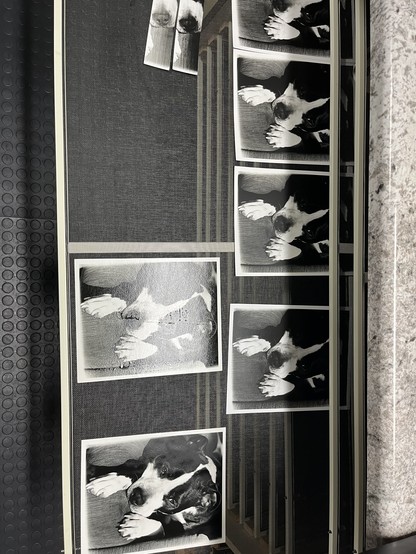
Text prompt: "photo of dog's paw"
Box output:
[[115, 335, 158, 363], [81, 294, 127, 319], [265, 124, 302, 149], [264, 15, 300, 40], [238, 85, 275, 106], [233, 335, 271, 357], [258, 373, 295, 397], [86, 473, 131, 498], [238, 199, 276, 221], [265, 237, 301, 261], [118, 513, 162, 540]]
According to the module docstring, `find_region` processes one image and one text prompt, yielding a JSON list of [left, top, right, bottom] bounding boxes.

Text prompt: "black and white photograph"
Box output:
[[81, 428, 225, 553], [227, 305, 350, 413], [233, 51, 331, 164], [235, 167, 330, 276], [144, 0, 178, 70], [232, 0, 354, 60], [75, 258, 221, 383], [172, 0, 205, 75]]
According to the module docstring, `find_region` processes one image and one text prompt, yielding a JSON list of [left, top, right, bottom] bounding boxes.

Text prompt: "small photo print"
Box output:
[[75, 258, 221, 383], [227, 305, 350, 413], [232, 0, 330, 57], [234, 167, 330, 275], [233, 50, 330, 164], [144, 0, 178, 70], [81, 428, 225, 553], [232, 0, 354, 60], [172, 0, 205, 75]]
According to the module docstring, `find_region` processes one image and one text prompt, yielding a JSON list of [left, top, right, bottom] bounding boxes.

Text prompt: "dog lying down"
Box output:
[[233, 310, 329, 398], [263, 0, 330, 47], [81, 285, 213, 367], [238, 175, 329, 264], [86, 434, 222, 543]]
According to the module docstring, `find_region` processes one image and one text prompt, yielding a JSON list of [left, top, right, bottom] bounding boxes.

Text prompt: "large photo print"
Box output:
[[75, 258, 221, 382], [81, 428, 225, 553]]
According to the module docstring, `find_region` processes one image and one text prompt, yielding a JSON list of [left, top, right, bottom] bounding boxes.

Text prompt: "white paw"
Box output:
[[233, 336, 271, 356], [265, 124, 302, 149], [238, 200, 276, 221], [81, 295, 127, 318], [265, 237, 301, 261], [86, 473, 131, 498], [115, 335, 158, 362], [264, 15, 300, 40], [118, 514, 162, 540], [238, 85, 276, 106], [258, 375, 295, 397]]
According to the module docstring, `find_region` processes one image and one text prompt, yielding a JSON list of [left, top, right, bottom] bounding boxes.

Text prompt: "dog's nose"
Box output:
[[273, 0, 289, 12], [273, 102, 291, 121], [129, 487, 145, 506], [153, 12, 170, 26], [179, 17, 198, 33]]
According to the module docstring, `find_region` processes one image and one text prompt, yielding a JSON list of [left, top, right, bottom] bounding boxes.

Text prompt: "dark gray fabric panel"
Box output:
[[66, 0, 199, 243]]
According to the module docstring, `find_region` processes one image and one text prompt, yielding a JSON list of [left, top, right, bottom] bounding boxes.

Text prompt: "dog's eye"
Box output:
[[159, 463, 169, 477]]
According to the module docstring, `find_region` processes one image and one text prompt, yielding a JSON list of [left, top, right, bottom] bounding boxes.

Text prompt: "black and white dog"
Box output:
[[149, 0, 204, 33], [263, 0, 330, 49], [238, 174, 329, 264], [238, 60, 330, 153], [233, 309, 329, 398], [80, 263, 217, 367], [87, 434, 222, 542]]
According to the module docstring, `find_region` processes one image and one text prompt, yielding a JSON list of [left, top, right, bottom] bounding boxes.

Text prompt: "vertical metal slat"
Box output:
[[284, 413, 294, 554], [268, 415, 277, 554], [353, 1, 367, 552], [329, 0, 341, 551]]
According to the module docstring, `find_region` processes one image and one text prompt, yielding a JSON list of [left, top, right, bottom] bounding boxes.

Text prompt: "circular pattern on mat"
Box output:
[[1, 0, 62, 551]]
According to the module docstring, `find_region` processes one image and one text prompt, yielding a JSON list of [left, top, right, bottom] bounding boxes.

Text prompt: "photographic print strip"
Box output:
[[233, 50, 331, 164], [75, 258, 222, 383], [227, 305, 350, 413], [172, 0, 205, 75], [234, 167, 330, 276], [144, 0, 179, 70], [81, 428, 225, 553]]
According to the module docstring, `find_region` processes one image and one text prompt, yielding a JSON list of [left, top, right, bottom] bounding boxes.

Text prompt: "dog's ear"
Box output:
[[186, 434, 208, 453]]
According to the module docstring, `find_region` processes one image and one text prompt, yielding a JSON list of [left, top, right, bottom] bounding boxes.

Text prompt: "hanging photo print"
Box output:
[[227, 305, 350, 413], [81, 428, 225, 553], [233, 50, 331, 164], [75, 257, 221, 382]]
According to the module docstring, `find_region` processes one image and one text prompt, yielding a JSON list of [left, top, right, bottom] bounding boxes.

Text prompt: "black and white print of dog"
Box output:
[[263, 0, 330, 47], [233, 309, 329, 398], [86, 434, 222, 542], [238, 174, 329, 264], [81, 283, 214, 367], [149, 0, 203, 33], [238, 60, 330, 153]]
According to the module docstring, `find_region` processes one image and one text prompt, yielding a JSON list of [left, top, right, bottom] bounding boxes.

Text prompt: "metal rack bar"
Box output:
[[329, 0, 341, 550], [353, 1, 368, 552]]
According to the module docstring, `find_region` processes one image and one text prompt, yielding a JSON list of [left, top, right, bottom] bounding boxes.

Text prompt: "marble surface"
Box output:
[[367, 0, 416, 547]]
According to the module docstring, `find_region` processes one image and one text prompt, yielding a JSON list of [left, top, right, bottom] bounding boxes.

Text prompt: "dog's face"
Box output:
[[160, 468, 221, 530], [150, 0, 178, 28], [176, 0, 204, 33], [271, 84, 312, 131], [271, 195, 328, 243], [272, 0, 322, 22], [126, 435, 214, 517]]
